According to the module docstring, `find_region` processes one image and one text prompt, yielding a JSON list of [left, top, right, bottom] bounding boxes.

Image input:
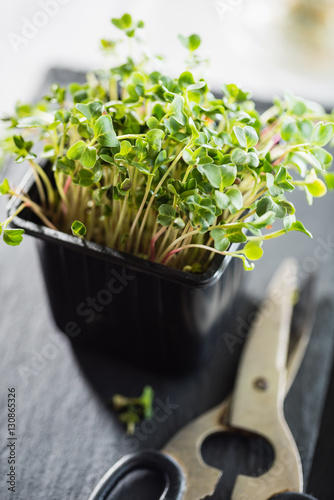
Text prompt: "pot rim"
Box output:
[[7, 167, 239, 289]]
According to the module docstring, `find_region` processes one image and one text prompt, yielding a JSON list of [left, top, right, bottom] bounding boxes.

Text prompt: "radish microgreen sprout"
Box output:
[[1, 13, 334, 271]]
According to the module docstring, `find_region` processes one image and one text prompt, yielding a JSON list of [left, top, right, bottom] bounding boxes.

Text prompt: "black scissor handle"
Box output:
[[88, 450, 185, 500]]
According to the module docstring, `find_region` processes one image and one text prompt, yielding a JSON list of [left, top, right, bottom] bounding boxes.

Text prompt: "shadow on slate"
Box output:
[[71, 294, 257, 499], [70, 297, 334, 500]]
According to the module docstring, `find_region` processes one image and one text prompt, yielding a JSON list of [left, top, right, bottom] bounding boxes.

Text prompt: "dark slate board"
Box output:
[[308, 353, 334, 499], [0, 69, 334, 500]]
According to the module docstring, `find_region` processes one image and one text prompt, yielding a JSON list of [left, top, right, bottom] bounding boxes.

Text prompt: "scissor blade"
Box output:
[[228, 258, 298, 431], [228, 259, 304, 497], [286, 273, 317, 392]]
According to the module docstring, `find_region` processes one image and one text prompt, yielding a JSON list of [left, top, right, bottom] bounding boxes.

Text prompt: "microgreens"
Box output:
[[1, 14, 334, 271], [110, 385, 154, 434]]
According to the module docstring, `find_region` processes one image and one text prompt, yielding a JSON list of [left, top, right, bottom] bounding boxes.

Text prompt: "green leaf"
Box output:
[[111, 13, 132, 30], [245, 151, 259, 168], [0, 178, 10, 195], [248, 211, 276, 228], [94, 115, 119, 148], [280, 200, 295, 215], [17, 116, 47, 128], [243, 241, 263, 260], [306, 151, 324, 172], [146, 129, 165, 151], [185, 195, 216, 232], [281, 117, 298, 141], [76, 103, 93, 121], [286, 152, 308, 177], [256, 196, 286, 219], [221, 163, 237, 187], [310, 147, 333, 170], [243, 126, 259, 147], [13, 135, 25, 149], [226, 188, 243, 210], [120, 178, 131, 192], [288, 221, 312, 238], [3, 229, 24, 246], [210, 228, 229, 252], [284, 214, 296, 232], [305, 176, 327, 197], [297, 118, 313, 140], [286, 94, 307, 116], [100, 154, 114, 164], [274, 166, 294, 191], [198, 164, 221, 189], [188, 117, 200, 139], [73, 89, 88, 103], [188, 81, 206, 92], [75, 163, 102, 187], [157, 204, 176, 226], [140, 385, 154, 419], [88, 101, 104, 119], [170, 95, 187, 126], [231, 148, 247, 165], [55, 110, 71, 124], [183, 148, 196, 165], [56, 157, 75, 176], [78, 123, 93, 139], [100, 39, 117, 52], [119, 140, 132, 157], [178, 34, 201, 51], [167, 179, 182, 196], [266, 173, 283, 197], [233, 126, 247, 148], [41, 145, 56, 159], [226, 228, 247, 243], [155, 150, 168, 167], [147, 116, 159, 129], [324, 172, 334, 190], [67, 140, 86, 160], [81, 146, 97, 168], [179, 179, 198, 199], [71, 220, 87, 237], [173, 218, 185, 229], [310, 122, 334, 147], [178, 71, 195, 89], [76, 101, 103, 121], [215, 191, 230, 209]]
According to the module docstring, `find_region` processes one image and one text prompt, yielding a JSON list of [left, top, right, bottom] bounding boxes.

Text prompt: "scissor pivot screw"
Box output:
[[253, 377, 268, 391]]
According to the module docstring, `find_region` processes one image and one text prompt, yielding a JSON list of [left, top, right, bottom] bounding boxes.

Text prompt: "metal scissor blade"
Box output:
[[228, 258, 303, 498], [286, 273, 317, 393], [229, 258, 298, 429]]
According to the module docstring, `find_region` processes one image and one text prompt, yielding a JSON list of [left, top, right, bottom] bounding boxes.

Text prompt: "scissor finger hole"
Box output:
[[104, 468, 165, 500], [200, 431, 275, 498]]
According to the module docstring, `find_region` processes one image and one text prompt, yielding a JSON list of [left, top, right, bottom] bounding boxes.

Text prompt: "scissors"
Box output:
[[88, 259, 318, 500]]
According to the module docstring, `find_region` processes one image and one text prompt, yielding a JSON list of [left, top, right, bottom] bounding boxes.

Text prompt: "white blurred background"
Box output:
[[0, 0, 334, 116]]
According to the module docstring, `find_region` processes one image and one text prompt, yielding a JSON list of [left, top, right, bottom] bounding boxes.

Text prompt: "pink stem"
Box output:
[[272, 155, 284, 166], [162, 247, 182, 264], [63, 175, 72, 195], [149, 226, 167, 261], [271, 133, 281, 149]]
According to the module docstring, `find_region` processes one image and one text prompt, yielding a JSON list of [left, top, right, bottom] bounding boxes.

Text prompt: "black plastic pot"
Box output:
[[8, 169, 243, 374]]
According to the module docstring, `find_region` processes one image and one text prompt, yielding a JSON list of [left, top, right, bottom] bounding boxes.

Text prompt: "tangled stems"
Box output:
[[133, 138, 193, 255]]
